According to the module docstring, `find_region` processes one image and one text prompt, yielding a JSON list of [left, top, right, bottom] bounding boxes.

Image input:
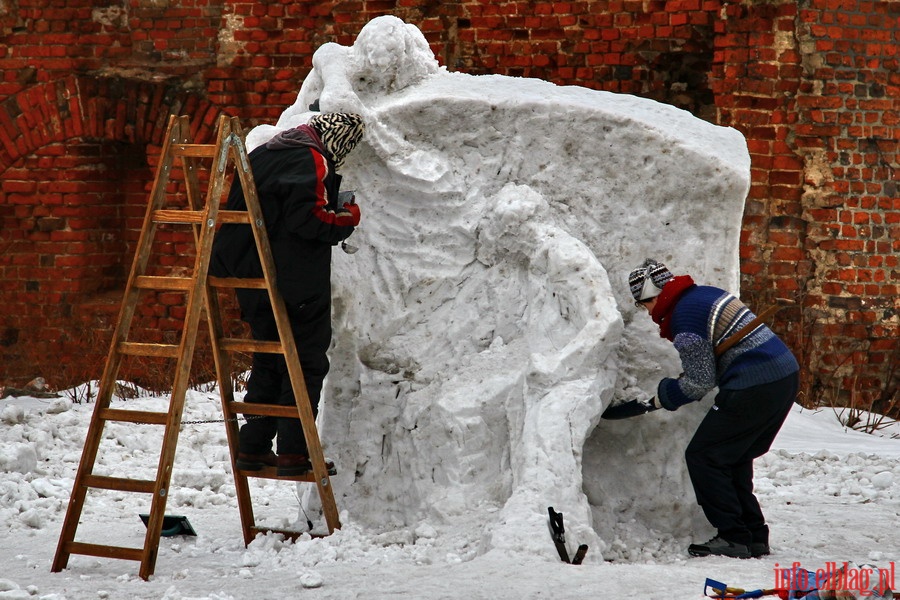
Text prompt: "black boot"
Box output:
[[688, 535, 751, 559]]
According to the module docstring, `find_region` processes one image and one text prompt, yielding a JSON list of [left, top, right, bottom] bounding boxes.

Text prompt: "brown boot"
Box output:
[[276, 453, 312, 476], [236, 451, 277, 471]]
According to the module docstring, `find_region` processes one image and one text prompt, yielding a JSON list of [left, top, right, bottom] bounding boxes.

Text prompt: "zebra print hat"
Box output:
[[308, 112, 365, 171]]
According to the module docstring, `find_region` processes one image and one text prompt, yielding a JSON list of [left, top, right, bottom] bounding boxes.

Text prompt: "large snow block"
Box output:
[[251, 16, 750, 561]]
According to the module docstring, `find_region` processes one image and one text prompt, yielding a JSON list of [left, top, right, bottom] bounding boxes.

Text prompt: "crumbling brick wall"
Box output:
[[711, 1, 899, 410], [1, 0, 896, 412]]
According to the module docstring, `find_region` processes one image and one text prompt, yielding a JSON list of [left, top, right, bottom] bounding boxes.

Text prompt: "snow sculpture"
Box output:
[[247, 15, 750, 560]]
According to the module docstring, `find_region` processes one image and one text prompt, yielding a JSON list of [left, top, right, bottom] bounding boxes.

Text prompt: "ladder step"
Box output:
[[219, 338, 285, 354], [118, 342, 181, 358], [99, 408, 169, 425], [172, 143, 217, 158], [64, 541, 144, 562], [208, 276, 267, 289], [134, 276, 193, 291], [152, 209, 205, 225], [229, 401, 299, 418], [150, 209, 250, 225], [218, 210, 253, 224], [237, 466, 318, 482], [83, 474, 157, 494]]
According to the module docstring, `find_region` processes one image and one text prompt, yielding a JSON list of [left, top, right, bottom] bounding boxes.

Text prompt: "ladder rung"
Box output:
[[83, 474, 157, 494], [218, 210, 252, 224], [100, 408, 169, 425], [118, 342, 181, 358], [172, 143, 217, 158], [208, 277, 267, 289], [152, 209, 205, 224], [238, 466, 316, 482], [150, 209, 250, 225], [134, 276, 193, 291], [64, 541, 144, 562], [229, 401, 299, 418], [220, 338, 284, 354]]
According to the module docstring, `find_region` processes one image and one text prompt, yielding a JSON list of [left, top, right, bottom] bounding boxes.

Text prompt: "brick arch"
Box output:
[[0, 74, 224, 172], [0, 75, 229, 389]]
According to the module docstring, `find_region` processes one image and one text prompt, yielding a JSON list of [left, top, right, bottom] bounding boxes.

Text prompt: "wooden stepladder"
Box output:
[[52, 114, 340, 581]]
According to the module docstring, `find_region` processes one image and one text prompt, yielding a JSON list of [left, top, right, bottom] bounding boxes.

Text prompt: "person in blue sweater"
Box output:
[[627, 258, 799, 559]]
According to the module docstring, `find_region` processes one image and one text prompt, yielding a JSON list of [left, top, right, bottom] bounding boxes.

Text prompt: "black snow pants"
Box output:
[[685, 371, 799, 545], [236, 290, 331, 456]]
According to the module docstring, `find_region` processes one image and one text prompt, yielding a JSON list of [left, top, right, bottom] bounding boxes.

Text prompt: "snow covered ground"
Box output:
[[1, 391, 898, 599]]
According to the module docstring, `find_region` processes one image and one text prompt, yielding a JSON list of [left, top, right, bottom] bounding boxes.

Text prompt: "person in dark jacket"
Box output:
[[211, 112, 365, 477], [627, 258, 799, 559]]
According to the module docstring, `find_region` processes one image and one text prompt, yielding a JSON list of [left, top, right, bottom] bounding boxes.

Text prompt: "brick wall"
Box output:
[[711, 0, 899, 410], [1, 1, 896, 412]]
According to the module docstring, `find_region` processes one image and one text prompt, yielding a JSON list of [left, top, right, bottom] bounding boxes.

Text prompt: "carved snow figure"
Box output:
[[245, 16, 750, 560]]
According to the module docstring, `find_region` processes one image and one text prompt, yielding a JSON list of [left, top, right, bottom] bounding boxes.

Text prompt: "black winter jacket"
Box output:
[[210, 126, 359, 311]]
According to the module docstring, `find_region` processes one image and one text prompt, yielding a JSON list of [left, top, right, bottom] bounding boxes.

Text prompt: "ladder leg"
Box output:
[[205, 284, 259, 545], [136, 115, 238, 576], [52, 116, 187, 575], [276, 304, 341, 534], [51, 406, 106, 571], [230, 123, 342, 534]]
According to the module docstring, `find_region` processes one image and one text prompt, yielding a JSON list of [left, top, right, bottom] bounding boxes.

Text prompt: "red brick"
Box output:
[[0, 0, 895, 405]]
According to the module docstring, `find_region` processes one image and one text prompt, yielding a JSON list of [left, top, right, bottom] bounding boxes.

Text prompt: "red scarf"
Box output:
[[650, 275, 696, 341]]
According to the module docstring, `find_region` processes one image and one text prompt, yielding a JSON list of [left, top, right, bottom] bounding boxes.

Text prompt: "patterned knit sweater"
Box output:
[[656, 285, 799, 410]]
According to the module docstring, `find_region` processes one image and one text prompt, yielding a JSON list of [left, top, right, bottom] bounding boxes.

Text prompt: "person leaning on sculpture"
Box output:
[[604, 258, 799, 559], [210, 112, 365, 477]]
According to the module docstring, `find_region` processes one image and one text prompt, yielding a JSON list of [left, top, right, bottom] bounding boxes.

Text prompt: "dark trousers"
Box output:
[[685, 372, 799, 545], [236, 291, 331, 456]]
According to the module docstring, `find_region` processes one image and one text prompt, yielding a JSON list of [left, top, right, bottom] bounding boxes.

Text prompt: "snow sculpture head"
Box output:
[[350, 15, 440, 93]]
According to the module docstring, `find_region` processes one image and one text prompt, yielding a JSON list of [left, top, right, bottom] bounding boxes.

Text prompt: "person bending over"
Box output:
[[211, 112, 365, 476], [625, 258, 799, 559]]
